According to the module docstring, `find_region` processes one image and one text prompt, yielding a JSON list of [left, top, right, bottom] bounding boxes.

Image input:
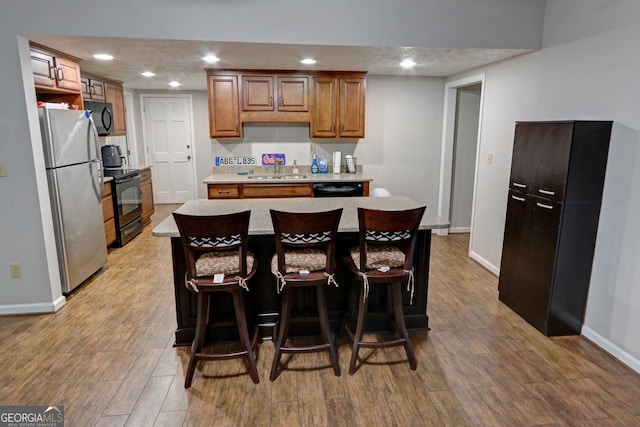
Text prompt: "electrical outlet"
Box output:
[[309, 143, 315, 154], [0, 162, 7, 177], [487, 152, 493, 164], [9, 264, 22, 278]]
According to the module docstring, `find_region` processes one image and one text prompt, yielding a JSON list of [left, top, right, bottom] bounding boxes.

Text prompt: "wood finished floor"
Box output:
[[1, 203, 639, 426]]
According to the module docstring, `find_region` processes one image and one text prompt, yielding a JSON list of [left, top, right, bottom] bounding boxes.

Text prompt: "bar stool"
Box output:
[[173, 211, 260, 388], [269, 208, 343, 381], [343, 206, 426, 374]]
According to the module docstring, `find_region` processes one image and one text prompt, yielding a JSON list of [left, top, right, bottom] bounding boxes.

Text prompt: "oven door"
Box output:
[[114, 174, 142, 226]]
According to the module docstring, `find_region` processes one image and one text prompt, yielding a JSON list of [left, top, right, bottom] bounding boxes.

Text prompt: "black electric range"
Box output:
[[103, 167, 140, 180], [104, 168, 143, 246]]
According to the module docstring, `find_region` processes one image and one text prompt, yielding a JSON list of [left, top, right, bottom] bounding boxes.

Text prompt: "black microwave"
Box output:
[[85, 100, 114, 135]]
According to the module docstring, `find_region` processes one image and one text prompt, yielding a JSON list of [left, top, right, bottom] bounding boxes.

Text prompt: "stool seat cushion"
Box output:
[[350, 246, 405, 270], [271, 249, 327, 274], [196, 251, 255, 276]]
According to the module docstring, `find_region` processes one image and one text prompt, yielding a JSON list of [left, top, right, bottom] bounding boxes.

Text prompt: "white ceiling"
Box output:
[[28, 35, 535, 91]]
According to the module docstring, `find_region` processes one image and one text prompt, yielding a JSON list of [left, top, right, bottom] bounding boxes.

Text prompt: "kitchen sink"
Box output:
[[247, 174, 308, 180]]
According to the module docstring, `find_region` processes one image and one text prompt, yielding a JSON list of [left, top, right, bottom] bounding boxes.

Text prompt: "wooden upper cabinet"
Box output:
[[104, 80, 126, 136], [277, 76, 308, 111], [310, 77, 338, 137], [311, 73, 365, 139], [206, 69, 364, 140], [240, 74, 308, 112], [208, 74, 242, 138], [31, 50, 57, 88], [54, 56, 82, 91], [242, 75, 273, 111], [30, 45, 82, 92], [339, 76, 366, 138], [81, 75, 106, 102]]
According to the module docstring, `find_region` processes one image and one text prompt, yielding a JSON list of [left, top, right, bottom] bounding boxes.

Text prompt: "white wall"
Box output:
[[450, 1, 640, 371]]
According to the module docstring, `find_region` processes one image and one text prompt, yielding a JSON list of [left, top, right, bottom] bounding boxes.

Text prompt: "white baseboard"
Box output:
[[581, 326, 640, 374], [449, 227, 471, 233], [0, 296, 66, 315], [469, 250, 500, 276]]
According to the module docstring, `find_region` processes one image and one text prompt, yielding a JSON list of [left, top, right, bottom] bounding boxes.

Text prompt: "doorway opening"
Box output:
[[437, 74, 485, 261]]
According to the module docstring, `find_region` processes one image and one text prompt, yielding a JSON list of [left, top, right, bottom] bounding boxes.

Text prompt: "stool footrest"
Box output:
[[355, 338, 406, 348], [280, 343, 331, 353], [195, 349, 249, 360]]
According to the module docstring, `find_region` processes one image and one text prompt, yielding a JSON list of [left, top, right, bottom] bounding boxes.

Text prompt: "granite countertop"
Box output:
[[152, 196, 449, 238], [203, 172, 373, 185]]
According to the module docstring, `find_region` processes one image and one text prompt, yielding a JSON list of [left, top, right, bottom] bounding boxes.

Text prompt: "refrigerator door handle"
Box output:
[[87, 115, 104, 202]]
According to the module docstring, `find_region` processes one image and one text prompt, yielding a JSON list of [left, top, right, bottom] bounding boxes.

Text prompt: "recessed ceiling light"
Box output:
[[400, 59, 416, 69], [141, 71, 156, 78], [169, 81, 181, 87], [300, 58, 316, 65], [202, 54, 220, 63], [93, 53, 114, 61]]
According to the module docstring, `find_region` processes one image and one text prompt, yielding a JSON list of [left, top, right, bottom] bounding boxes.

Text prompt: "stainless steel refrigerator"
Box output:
[[39, 107, 108, 294]]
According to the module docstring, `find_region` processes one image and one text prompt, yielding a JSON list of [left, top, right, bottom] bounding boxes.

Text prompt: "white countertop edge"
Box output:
[[152, 196, 449, 238]]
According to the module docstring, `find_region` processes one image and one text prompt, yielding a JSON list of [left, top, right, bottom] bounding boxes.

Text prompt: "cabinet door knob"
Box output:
[[187, 155, 192, 161], [511, 195, 525, 202], [56, 68, 64, 81], [512, 182, 527, 188], [538, 189, 555, 196], [48, 66, 56, 80]]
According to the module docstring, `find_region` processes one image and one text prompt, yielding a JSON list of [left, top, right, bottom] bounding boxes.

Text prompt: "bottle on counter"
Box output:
[[311, 155, 319, 173], [318, 156, 328, 174], [292, 160, 299, 174]]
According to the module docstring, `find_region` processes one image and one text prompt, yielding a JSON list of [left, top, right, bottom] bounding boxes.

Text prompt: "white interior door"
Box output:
[[142, 95, 195, 203]]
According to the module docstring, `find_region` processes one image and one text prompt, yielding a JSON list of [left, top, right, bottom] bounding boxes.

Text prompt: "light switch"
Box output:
[[0, 162, 7, 177]]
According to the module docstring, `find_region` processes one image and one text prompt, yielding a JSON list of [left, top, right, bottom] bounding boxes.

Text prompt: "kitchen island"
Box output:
[[153, 197, 449, 345]]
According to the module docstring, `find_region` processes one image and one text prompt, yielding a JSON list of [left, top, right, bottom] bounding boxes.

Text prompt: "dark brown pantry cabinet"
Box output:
[[498, 121, 612, 336]]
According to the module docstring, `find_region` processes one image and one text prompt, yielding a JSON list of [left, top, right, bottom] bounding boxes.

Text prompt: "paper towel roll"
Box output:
[[333, 151, 341, 174]]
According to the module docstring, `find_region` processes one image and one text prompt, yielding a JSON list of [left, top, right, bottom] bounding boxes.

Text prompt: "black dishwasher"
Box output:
[[312, 182, 364, 197]]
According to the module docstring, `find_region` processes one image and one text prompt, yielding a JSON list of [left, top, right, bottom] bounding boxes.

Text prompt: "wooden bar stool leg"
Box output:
[[270, 289, 293, 381], [391, 282, 417, 370], [316, 285, 340, 377], [185, 291, 209, 388], [349, 286, 369, 375], [232, 290, 260, 384]]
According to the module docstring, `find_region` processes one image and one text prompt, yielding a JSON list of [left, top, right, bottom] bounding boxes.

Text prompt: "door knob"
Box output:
[[187, 155, 192, 161]]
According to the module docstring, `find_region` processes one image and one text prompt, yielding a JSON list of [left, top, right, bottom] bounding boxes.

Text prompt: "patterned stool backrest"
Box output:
[[173, 210, 252, 279], [356, 207, 426, 272], [270, 209, 343, 274]]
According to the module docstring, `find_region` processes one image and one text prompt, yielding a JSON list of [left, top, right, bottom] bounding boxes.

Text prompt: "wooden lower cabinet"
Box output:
[[207, 183, 313, 199], [102, 182, 116, 246], [140, 168, 155, 226]]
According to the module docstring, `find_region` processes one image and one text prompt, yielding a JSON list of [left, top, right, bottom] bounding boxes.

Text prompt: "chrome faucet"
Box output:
[[274, 158, 283, 175]]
